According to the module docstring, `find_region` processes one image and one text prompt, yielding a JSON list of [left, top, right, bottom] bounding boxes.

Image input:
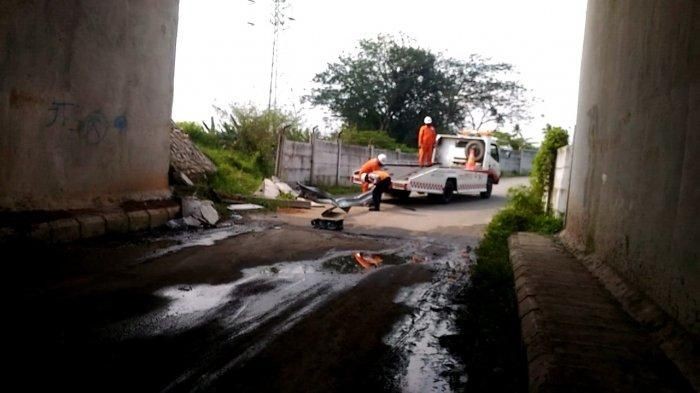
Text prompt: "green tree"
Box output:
[[335, 128, 414, 152], [308, 35, 530, 146], [493, 125, 535, 150]]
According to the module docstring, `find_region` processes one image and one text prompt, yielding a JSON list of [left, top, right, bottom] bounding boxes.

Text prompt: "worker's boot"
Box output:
[[369, 205, 380, 211]]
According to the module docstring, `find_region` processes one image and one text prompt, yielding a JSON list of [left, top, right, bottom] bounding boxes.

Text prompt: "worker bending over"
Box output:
[[418, 116, 437, 166], [361, 170, 391, 211], [358, 153, 387, 192]]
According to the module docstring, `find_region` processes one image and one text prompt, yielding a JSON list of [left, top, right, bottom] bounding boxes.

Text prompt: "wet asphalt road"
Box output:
[[8, 178, 525, 392]]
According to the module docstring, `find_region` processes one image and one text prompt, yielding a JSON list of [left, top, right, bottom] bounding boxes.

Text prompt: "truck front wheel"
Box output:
[[480, 177, 493, 199]]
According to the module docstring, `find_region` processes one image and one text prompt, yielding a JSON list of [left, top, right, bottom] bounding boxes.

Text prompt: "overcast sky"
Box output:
[[172, 0, 588, 143]]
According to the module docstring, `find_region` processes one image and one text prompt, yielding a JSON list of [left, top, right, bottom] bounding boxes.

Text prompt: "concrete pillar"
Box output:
[[563, 0, 699, 333], [0, 0, 180, 210]]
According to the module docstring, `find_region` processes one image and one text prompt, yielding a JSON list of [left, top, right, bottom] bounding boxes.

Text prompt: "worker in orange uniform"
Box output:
[[358, 153, 387, 192], [361, 170, 391, 211], [418, 116, 437, 166]]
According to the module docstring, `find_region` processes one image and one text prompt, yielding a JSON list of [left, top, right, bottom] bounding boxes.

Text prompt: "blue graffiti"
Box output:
[[113, 115, 127, 132], [46, 100, 128, 144]]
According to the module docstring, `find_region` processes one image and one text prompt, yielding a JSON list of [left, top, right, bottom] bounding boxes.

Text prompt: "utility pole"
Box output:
[[266, 0, 293, 113]]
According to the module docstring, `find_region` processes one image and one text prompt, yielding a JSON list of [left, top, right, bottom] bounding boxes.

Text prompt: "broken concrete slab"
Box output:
[[255, 178, 280, 199], [181, 197, 203, 218], [227, 203, 264, 211], [198, 203, 219, 226], [181, 197, 219, 226], [275, 180, 298, 197], [183, 216, 203, 228]]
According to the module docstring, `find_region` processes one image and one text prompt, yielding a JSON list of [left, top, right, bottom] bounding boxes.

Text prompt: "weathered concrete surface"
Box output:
[[0, 1, 180, 210], [564, 0, 699, 333], [509, 232, 694, 392]]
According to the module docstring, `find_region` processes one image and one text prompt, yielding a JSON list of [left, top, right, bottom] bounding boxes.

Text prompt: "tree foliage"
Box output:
[[308, 35, 531, 146], [334, 128, 414, 152], [492, 125, 535, 151]]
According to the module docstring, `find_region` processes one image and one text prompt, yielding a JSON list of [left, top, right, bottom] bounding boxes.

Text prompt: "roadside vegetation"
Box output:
[[175, 105, 310, 196], [454, 124, 569, 392]]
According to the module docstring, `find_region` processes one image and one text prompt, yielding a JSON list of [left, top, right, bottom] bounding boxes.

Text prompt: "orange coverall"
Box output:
[[418, 125, 437, 166], [358, 158, 382, 192]]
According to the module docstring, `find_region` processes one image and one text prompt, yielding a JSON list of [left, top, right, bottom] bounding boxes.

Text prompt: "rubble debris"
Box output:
[[170, 127, 216, 182], [183, 216, 203, 228], [180, 197, 219, 226], [254, 178, 300, 199], [255, 179, 280, 199], [199, 202, 219, 226]]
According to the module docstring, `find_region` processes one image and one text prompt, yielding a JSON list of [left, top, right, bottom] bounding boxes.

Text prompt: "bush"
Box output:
[[531, 124, 569, 202], [459, 185, 563, 392]]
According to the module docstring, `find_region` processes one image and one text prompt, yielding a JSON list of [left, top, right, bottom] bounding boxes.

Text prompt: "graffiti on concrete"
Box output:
[[46, 101, 78, 127], [113, 115, 128, 132], [46, 101, 127, 145]]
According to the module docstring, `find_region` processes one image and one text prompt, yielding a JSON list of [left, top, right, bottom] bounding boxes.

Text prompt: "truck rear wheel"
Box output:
[[430, 179, 456, 204], [480, 177, 493, 199]]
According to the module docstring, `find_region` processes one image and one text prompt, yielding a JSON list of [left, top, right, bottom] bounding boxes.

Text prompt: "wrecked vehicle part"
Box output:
[[296, 183, 373, 213]]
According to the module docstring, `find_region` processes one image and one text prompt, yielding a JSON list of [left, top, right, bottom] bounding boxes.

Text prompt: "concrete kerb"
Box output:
[[49, 218, 81, 243], [509, 232, 697, 392], [558, 232, 700, 391], [127, 210, 150, 231], [76, 214, 107, 239], [1, 205, 181, 243], [104, 212, 130, 234]]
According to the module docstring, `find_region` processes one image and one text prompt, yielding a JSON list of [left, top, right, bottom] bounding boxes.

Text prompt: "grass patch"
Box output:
[[195, 146, 263, 196], [454, 185, 562, 392]]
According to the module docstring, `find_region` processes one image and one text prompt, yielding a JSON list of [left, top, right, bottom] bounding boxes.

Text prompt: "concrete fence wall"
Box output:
[[498, 148, 538, 176], [550, 145, 573, 217], [278, 138, 536, 186], [278, 138, 418, 186]]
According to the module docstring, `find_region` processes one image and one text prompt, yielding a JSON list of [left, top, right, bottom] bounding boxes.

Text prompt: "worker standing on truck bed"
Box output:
[[358, 154, 387, 192], [418, 116, 437, 166], [362, 170, 391, 211]]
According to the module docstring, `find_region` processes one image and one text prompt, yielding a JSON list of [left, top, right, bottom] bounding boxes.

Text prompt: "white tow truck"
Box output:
[[353, 131, 503, 203]]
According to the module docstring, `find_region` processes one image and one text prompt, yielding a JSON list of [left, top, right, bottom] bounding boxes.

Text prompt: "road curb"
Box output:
[[1, 205, 180, 243], [508, 232, 696, 392]]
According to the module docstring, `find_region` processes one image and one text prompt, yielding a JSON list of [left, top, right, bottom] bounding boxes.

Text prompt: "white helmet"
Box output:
[[377, 153, 387, 165], [424, 116, 432, 124]]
